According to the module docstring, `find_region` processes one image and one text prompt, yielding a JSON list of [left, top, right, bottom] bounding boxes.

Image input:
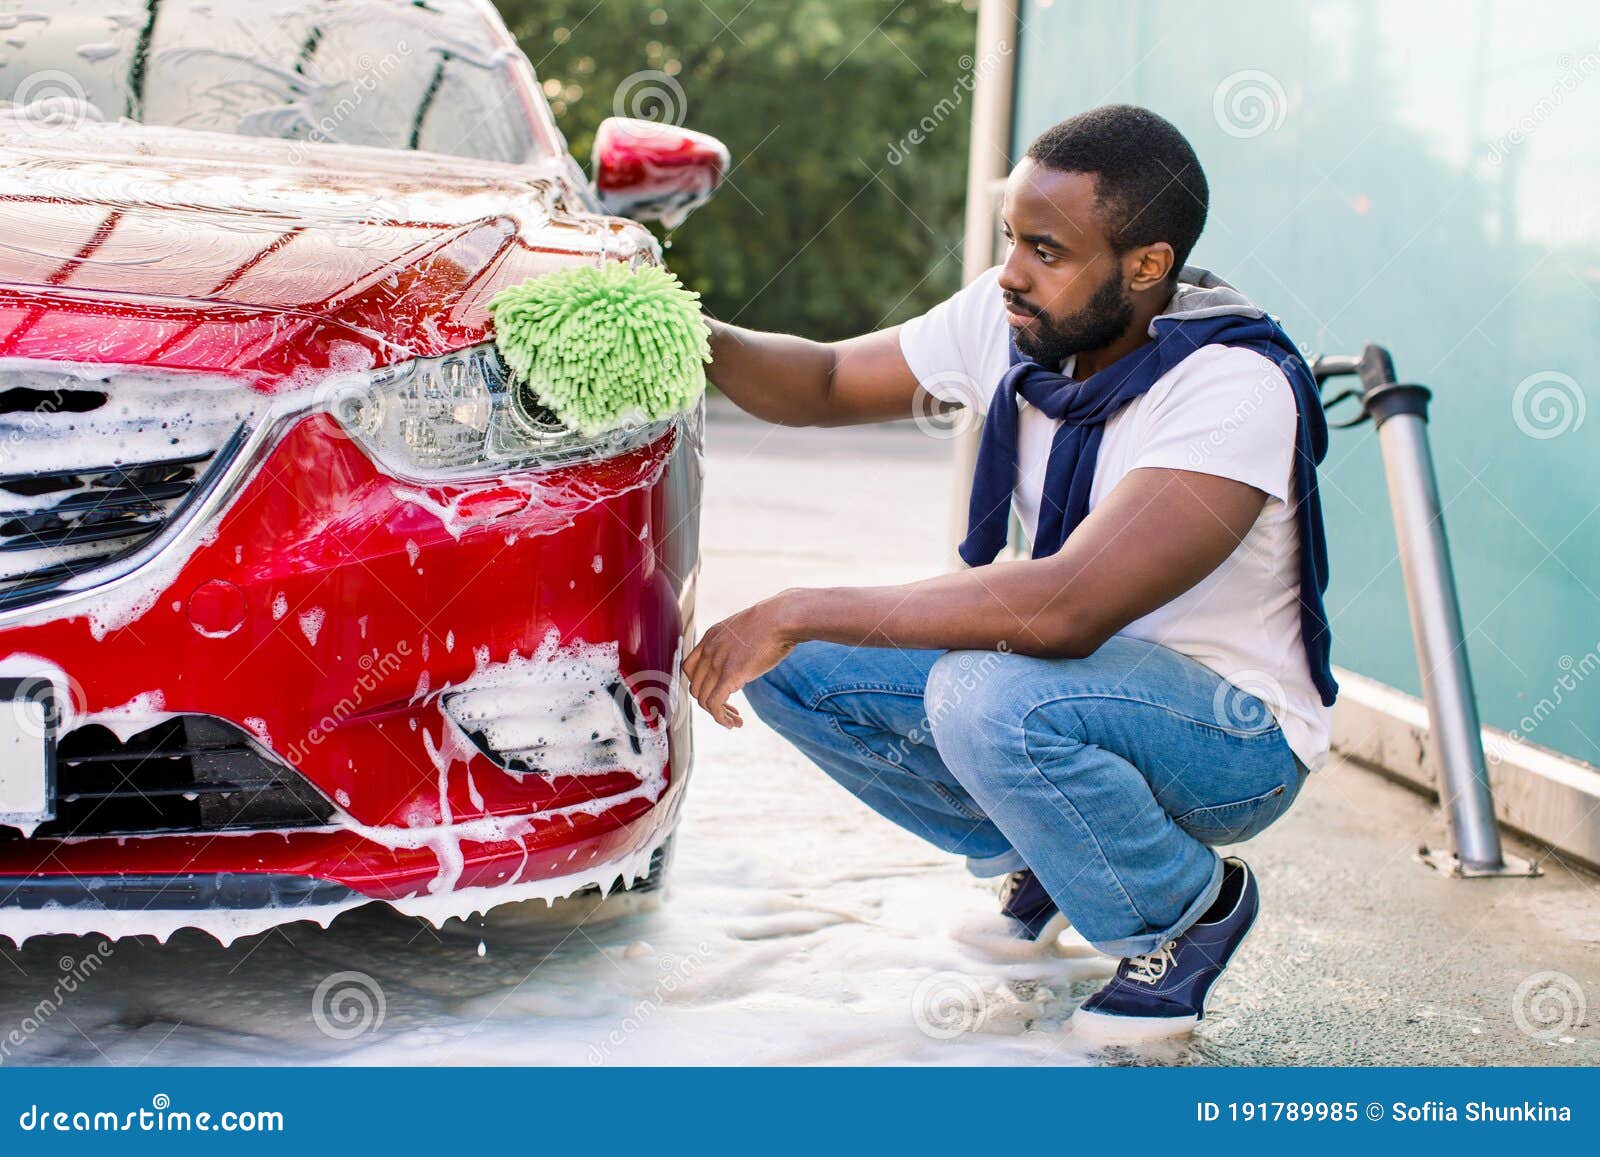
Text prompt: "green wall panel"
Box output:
[[1013, 0, 1600, 763]]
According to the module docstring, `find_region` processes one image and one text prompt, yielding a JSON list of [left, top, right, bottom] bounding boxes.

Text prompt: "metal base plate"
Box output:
[[1416, 845, 1542, 878]]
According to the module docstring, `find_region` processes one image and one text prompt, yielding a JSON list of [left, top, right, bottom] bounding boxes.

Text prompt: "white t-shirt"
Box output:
[[900, 266, 1331, 770]]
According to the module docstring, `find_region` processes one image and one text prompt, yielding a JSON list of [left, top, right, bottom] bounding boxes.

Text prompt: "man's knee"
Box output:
[[925, 650, 1025, 750], [925, 649, 1106, 767]]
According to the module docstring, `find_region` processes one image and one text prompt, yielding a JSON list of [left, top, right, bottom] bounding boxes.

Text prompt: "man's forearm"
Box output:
[[707, 319, 924, 427], [706, 320, 838, 426], [774, 559, 1098, 659]]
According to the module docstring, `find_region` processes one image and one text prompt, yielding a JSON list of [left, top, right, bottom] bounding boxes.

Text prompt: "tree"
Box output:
[[496, 0, 979, 340]]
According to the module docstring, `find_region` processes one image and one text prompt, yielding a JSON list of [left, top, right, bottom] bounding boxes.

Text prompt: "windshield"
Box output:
[[0, 0, 549, 165]]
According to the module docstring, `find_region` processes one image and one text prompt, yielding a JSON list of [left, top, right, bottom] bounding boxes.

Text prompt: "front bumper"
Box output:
[[0, 402, 701, 938]]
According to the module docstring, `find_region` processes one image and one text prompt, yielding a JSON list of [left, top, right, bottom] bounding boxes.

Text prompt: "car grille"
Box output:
[[0, 366, 256, 610], [10, 715, 336, 840], [585, 838, 673, 898]]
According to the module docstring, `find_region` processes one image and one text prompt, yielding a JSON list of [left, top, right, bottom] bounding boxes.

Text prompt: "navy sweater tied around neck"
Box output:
[[959, 295, 1337, 708]]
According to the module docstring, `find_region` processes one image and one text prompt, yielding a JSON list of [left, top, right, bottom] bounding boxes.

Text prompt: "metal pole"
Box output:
[[1318, 345, 1537, 877], [1374, 400, 1502, 868], [949, 0, 1019, 560]]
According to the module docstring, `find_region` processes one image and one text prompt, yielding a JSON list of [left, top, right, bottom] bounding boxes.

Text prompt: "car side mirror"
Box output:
[[592, 117, 729, 228]]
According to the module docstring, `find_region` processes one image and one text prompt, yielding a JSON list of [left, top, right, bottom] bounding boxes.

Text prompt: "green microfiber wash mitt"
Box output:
[[488, 263, 711, 437]]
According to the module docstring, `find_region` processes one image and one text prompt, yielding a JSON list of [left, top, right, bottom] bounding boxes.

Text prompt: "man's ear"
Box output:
[[1126, 243, 1176, 292]]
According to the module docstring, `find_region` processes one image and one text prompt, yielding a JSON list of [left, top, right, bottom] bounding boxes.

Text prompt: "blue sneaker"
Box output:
[[1072, 857, 1259, 1041], [999, 868, 1068, 941]]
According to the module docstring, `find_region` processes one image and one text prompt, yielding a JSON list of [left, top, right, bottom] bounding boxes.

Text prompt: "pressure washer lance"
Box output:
[[1315, 345, 1538, 878]]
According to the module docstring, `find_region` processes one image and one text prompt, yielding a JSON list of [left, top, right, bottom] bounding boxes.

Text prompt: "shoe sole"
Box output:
[[1069, 1006, 1200, 1043]]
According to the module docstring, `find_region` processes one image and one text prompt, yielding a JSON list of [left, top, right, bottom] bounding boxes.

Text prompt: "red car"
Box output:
[[0, 0, 729, 943]]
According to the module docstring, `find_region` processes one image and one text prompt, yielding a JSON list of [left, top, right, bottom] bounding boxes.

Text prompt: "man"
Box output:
[[682, 104, 1336, 1039]]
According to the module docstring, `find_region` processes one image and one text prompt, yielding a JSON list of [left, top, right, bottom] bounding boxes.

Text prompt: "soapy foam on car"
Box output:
[[80, 690, 169, 744], [332, 631, 671, 896], [0, 382, 680, 937], [298, 607, 326, 647], [437, 630, 671, 781], [0, 827, 671, 949], [0, 4, 687, 952], [0, 361, 263, 640], [0, 640, 674, 941], [389, 444, 672, 543], [0, 349, 677, 651]]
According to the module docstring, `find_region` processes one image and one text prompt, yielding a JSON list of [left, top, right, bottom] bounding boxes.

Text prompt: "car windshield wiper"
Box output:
[[125, 0, 162, 121]]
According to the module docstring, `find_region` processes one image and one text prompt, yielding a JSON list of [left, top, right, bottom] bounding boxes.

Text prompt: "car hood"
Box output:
[[0, 121, 658, 389]]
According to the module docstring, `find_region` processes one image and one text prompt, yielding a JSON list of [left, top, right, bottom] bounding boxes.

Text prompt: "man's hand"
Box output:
[[684, 594, 800, 728]]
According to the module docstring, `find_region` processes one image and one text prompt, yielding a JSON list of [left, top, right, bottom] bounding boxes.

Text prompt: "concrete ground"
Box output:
[[0, 400, 1595, 1066], [695, 399, 1600, 1066]]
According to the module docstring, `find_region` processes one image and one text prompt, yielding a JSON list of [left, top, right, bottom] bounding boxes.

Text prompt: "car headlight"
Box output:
[[331, 342, 667, 479]]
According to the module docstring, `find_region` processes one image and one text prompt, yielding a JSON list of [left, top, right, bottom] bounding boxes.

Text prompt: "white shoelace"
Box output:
[[1126, 941, 1179, 985]]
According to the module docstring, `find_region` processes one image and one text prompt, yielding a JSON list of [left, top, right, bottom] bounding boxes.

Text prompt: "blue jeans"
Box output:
[[743, 636, 1307, 957]]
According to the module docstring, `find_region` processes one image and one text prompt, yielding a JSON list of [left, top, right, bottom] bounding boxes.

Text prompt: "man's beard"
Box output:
[[1007, 268, 1135, 369]]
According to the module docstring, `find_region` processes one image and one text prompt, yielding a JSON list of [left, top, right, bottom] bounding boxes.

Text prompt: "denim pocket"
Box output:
[[1174, 781, 1294, 846]]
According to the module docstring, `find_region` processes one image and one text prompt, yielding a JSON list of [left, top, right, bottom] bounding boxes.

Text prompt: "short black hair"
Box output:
[[1025, 105, 1208, 280]]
